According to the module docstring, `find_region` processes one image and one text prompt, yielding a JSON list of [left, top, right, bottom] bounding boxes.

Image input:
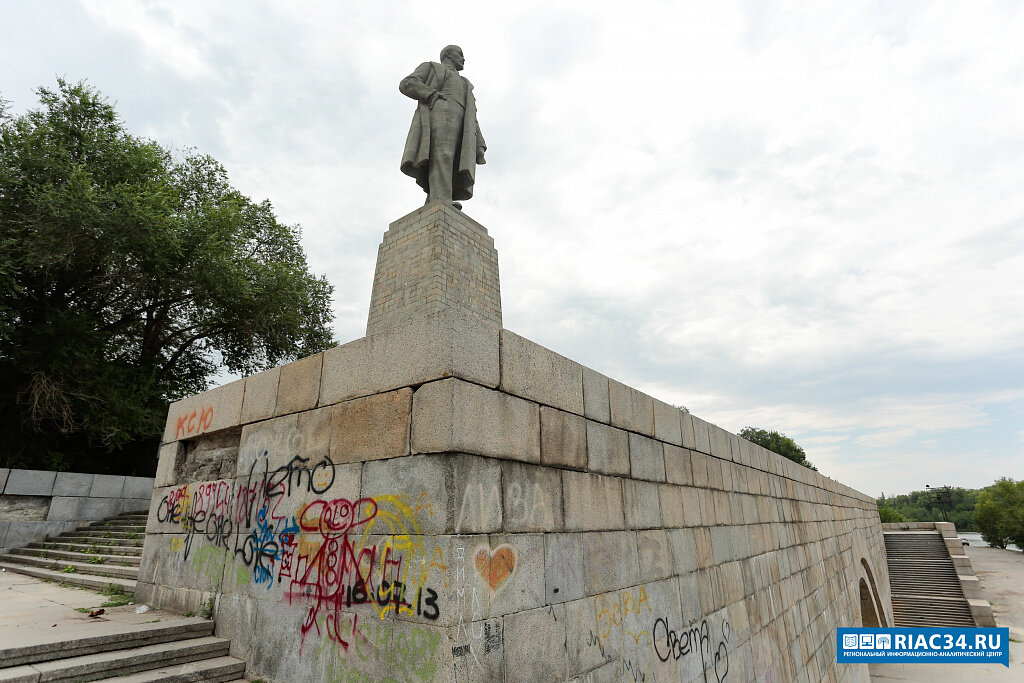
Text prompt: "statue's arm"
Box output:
[[399, 62, 438, 104], [475, 119, 486, 164]]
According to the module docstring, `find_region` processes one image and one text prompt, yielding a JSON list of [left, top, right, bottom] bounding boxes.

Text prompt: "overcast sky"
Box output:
[[3, 1, 1022, 497]]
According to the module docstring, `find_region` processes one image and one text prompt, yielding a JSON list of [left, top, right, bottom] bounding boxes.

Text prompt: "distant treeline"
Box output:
[[877, 487, 980, 531]]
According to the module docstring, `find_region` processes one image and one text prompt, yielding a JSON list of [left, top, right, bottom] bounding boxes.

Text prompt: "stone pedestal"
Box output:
[[366, 202, 501, 336]]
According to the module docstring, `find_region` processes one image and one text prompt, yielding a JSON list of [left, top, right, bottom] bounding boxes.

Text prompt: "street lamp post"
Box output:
[[926, 484, 952, 523]]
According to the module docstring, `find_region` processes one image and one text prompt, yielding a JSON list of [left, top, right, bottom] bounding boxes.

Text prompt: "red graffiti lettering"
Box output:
[[172, 405, 215, 439], [299, 497, 377, 536], [175, 415, 188, 438], [199, 405, 214, 431]]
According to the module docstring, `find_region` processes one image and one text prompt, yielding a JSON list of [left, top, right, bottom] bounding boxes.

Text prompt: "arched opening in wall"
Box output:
[[859, 579, 880, 627], [860, 558, 888, 627]]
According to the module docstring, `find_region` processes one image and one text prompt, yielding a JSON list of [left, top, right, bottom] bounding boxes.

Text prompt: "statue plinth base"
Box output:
[[366, 201, 501, 337]]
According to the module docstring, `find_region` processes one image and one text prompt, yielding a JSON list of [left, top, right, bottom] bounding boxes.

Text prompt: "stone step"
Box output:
[[887, 572, 962, 583], [0, 553, 139, 580], [887, 566, 960, 576], [82, 524, 147, 532], [0, 636, 230, 683], [0, 618, 213, 668], [28, 541, 142, 556], [892, 596, 976, 628], [0, 561, 135, 594], [92, 655, 245, 682], [888, 566, 961, 578], [63, 530, 144, 539], [886, 549, 951, 557], [884, 530, 975, 627], [54, 540, 145, 551], [56, 535, 143, 546], [104, 521, 147, 527], [11, 547, 141, 566]]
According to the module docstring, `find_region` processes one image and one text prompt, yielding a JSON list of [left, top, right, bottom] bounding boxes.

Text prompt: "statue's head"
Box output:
[[440, 45, 465, 71]]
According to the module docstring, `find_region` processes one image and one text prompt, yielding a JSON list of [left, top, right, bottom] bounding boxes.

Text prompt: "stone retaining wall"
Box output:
[[139, 311, 890, 682], [0, 468, 153, 553]]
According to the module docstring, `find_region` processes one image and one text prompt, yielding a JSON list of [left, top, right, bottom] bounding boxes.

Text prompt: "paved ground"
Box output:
[[870, 545, 1024, 682], [0, 567, 179, 653]]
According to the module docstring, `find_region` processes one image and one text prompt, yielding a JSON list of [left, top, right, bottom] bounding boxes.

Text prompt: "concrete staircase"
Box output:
[[884, 530, 976, 627], [0, 617, 245, 682], [0, 512, 145, 594], [0, 511, 248, 681]]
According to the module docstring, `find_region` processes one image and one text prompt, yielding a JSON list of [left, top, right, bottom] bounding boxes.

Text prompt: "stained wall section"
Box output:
[[141, 312, 890, 682]]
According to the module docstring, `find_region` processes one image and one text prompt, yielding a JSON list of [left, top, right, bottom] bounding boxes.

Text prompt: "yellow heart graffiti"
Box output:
[[620, 628, 654, 682]]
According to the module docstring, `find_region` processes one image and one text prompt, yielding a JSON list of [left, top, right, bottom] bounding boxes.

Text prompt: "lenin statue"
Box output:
[[400, 45, 486, 209]]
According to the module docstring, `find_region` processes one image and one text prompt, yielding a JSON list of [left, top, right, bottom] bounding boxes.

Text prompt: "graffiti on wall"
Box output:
[[154, 452, 447, 652], [152, 434, 731, 681], [174, 405, 214, 439], [653, 615, 731, 682], [473, 544, 516, 594]]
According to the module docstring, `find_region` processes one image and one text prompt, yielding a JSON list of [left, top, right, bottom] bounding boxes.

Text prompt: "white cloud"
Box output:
[[81, 0, 215, 79], [5, 0, 1024, 497]]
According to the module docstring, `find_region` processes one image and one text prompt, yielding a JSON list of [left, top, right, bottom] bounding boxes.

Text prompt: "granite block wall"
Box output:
[[0, 469, 154, 553], [141, 313, 890, 682]]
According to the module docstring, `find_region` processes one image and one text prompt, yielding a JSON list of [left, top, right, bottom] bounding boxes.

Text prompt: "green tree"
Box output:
[[973, 479, 1024, 549], [877, 505, 904, 523], [0, 79, 334, 473], [879, 487, 982, 531], [738, 426, 816, 471]]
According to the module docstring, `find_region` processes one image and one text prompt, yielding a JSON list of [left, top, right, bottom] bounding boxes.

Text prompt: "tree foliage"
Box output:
[[877, 505, 904, 523], [973, 478, 1024, 549], [738, 426, 817, 471], [0, 79, 334, 473], [876, 488, 980, 531]]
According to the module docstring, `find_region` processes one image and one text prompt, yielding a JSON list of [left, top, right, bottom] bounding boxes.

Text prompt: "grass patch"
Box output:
[[60, 565, 77, 574], [86, 556, 105, 565], [74, 607, 91, 614], [98, 585, 132, 608], [200, 594, 216, 619], [100, 593, 132, 608]]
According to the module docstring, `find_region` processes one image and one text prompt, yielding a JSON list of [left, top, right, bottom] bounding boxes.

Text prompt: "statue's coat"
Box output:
[[400, 61, 485, 201]]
